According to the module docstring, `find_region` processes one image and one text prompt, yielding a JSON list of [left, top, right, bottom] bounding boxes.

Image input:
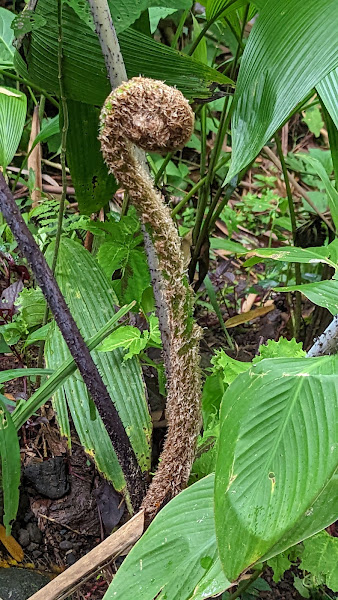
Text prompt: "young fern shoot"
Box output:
[[100, 77, 202, 520]]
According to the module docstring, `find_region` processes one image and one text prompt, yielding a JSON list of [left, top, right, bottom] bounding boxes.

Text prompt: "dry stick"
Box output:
[[0, 173, 146, 511], [307, 315, 338, 357], [262, 145, 334, 233], [28, 511, 144, 600]]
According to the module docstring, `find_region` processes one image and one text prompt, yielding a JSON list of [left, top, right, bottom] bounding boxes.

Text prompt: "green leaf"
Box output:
[[17, 287, 46, 329], [254, 337, 306, 362], [98, 325, 149, 359], [206, 0, 249, 21], [96, 216, 151, 306], [31, 114, 59, 151], [298, 154, 338, 230], [244, 239, 338, 270], [210, 237, 247, 254], [316, 67, 338, 129], [302, 106, 323, 138], [0, 8, 15, 68], [0, 367, 53, 384], [66, 100, 117, 214], [64, 0, 190, 34], [227, 0, 338, 181], [0, 86, 27, 170], [0, 397, 20, 533], [104, 475, 231, 600], [12, 304, 134, 429], [215, 356, 338, 581], [18, 0, 233, 105], [300, 531, 338, 592], [267, 551, 293, 583], [45, 237, 152, 475], [191, 15, 207, 65], [24, 322, 51, 347], [293, 576, 310, 598], [11, 10, 47, 37], [45, 322, 125, 489], [278, 279, 338, 315]]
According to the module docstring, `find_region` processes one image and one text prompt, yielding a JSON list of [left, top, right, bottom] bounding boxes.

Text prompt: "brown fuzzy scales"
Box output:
[[99, 77, 202, 521]]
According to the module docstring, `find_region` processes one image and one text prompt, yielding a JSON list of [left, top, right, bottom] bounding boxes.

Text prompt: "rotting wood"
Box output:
[[28, 511, 144, 600]]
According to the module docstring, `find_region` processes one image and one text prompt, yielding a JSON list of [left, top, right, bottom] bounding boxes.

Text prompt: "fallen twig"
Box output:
[[28, 511, 144, 600]]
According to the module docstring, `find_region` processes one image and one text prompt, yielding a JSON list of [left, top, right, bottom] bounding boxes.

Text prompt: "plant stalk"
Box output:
[[275, 132, 302, 340], [0, 69, 59, 109]]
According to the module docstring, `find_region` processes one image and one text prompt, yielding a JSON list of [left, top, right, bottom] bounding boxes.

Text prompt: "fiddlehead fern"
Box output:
[[100, 77, 202, 520]]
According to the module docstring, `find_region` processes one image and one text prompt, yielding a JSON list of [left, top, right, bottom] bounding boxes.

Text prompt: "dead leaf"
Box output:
[[225, 304, 276, 328], [0, 87, 21, 97], [0, 524, 24, 562], [241, 293, 257, 313]]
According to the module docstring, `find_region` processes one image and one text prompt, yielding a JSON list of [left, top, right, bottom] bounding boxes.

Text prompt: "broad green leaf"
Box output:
[[267, 551, 293, 583], [298, 154, 338, 230], [316, 67, 338, 129], [17, 287, 46, 328], [301, 531, 338, 592], [45, 237, 152, 474], [149, 7, 178, 33], [12, 305, 133, 430], [104, 475, 231, 600], [0, 398, 20, 533], [254, 337, 306, 362], [278, 279, 338, 315], [0, 86, 26, 170], [17, 0, 233, 105], [64, 0, 190, 34], [66, 100, 117, 214], [0, 8, 15, 68], [227, 0, 338, 181], [96, 214, 151, 306], [210, 237, 247, 254], [98, 325, 149, 359], [24, 322, 51, 347], [215, 356, 338, 581], [45, 323, 125, 489], [302, 106, 323, 138], [244, 239, 338, 270]]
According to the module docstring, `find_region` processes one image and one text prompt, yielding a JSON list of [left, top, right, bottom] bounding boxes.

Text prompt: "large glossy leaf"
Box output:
[[0, 86, 26, 170], [104, 475, 231, 600], [215, 356, 338, 581], [45, 323, 125, 491], [65, 0, 191, 34], [0, 8, 15, 68], [17, 0, 232, 105], [0, 397, 20, 533], [66, 100, 117, 214], [227, 0, 338, 181], [316, 68, 338, 129], [279, 279, 338, 315], [45, 238, 152, 475]]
